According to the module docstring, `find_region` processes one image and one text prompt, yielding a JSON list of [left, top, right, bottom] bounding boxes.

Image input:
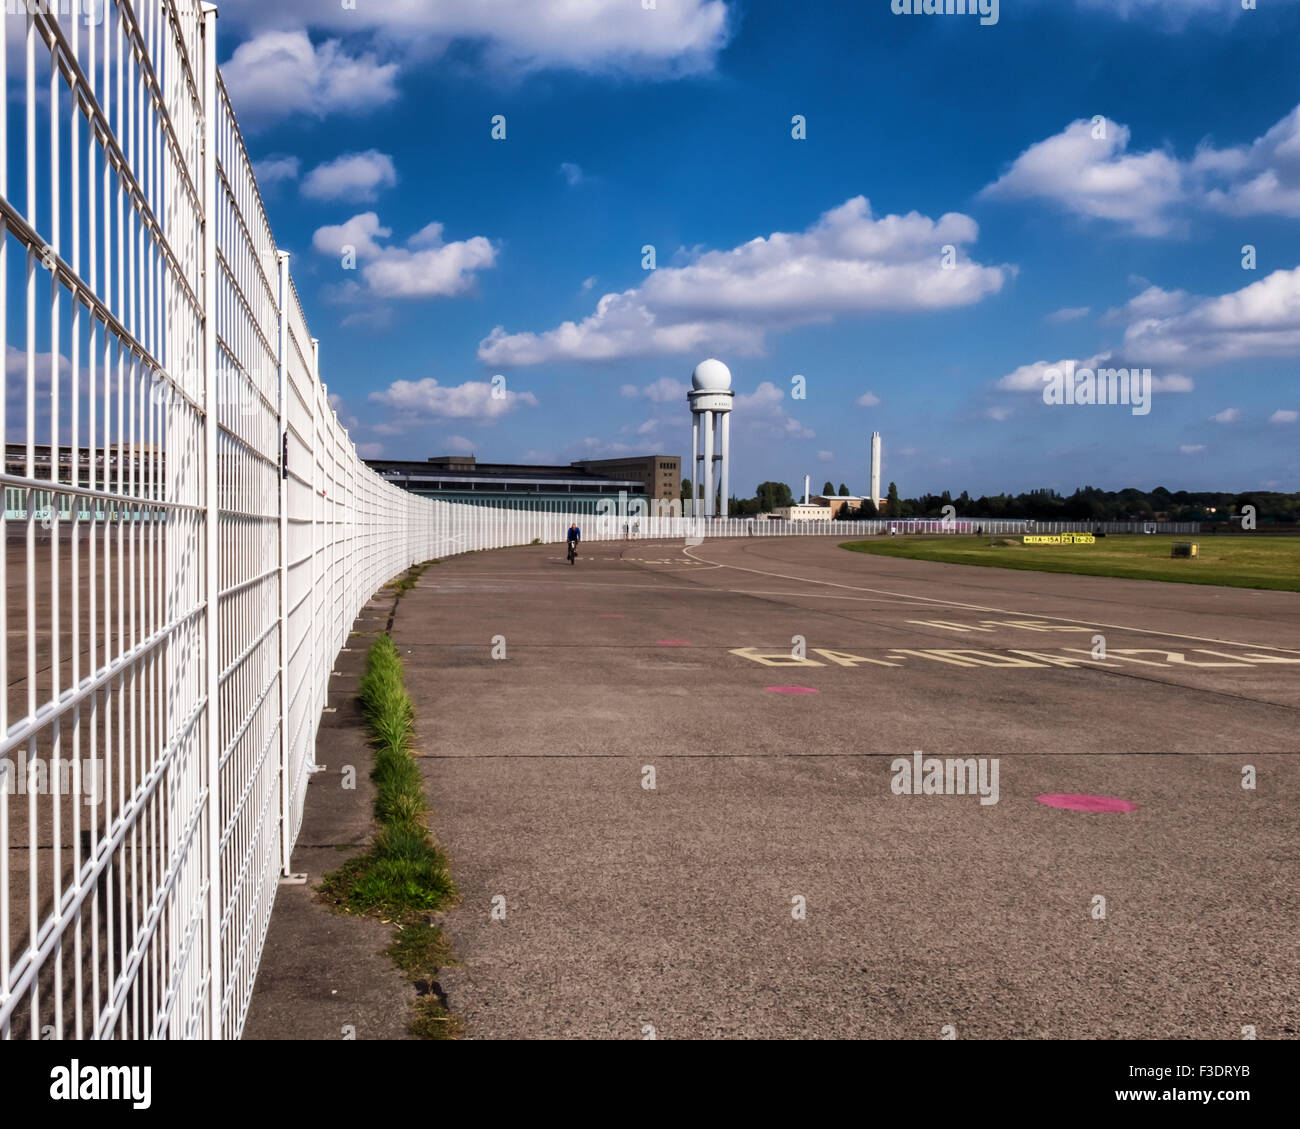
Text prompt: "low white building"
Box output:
[[771, 503, 838, 522]]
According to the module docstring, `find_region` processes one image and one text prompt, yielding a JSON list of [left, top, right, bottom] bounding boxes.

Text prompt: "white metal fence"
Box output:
[[0, 0, 445, 1040], [0, 1, 1204, 1041]]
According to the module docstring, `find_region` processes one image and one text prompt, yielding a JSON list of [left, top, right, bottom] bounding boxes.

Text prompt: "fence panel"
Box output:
[[0, 0, 434, 1040]]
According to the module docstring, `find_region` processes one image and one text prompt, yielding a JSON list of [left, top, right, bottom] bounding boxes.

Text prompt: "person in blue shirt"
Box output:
[[566, 523, 581, 560]]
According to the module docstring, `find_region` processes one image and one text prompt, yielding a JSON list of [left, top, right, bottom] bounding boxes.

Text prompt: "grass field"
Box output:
[[840, 534, 1300, 592]]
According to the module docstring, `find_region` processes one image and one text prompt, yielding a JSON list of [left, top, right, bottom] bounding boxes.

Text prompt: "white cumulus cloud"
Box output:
[[478, 291, 765, 366], [369, 379, 537, 422], [1122, 267, 1300, 366], [997, 353, 1110, 392], [982, 118, 1185, 237], [984, 102, 1300, 234], [215, 0, 731, 77], [1103, 285, 1191, 324], [313, 213, 496, 299], [736, 380, 813, 440], [1045, 306, 1091, 324], [222, 31, 400, 128], [252, 155, 300, 185], [302, 151, 398, 202], [479, 196, 1009, 365], [1199, 105, 1300, 219], [623, 377, 690, 404]]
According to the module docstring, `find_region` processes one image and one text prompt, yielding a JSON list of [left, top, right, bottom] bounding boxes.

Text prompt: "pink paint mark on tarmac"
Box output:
[[1037, 793, 1138, 813], [764, 686, 820, 694], [656, 640, 691, 646]]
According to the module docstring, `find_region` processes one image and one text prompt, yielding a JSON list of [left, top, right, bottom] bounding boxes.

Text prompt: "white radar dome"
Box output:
[[691, 358, 732, 391]]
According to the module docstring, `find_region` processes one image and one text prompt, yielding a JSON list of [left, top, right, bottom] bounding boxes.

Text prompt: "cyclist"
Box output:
[[566, 522, 581, 562]]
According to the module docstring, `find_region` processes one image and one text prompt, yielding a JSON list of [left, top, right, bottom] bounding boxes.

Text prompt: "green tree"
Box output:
[[755, 481, 793, 512], [886, 481, 900, 516], [838, 483, 849, 496], [822, 481, 835, 497]]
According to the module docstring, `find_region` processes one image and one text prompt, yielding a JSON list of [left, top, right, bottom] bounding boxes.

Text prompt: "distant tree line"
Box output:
[[719, 482, 1300, 525], [729, 481, 792, 515]]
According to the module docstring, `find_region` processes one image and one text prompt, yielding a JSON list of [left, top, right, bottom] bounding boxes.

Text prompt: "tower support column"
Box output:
[[719, 411, 730, 518], [692, 413, 700, 516], [702, 409, 715, 518]]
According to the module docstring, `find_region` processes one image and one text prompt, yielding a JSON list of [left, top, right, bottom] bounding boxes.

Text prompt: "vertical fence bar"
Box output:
[[199, 0, 220, 1040]]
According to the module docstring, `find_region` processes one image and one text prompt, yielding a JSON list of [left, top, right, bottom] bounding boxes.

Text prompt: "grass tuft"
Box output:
[[386, 920, 461, 1038], [410, 995, 462, 1040], [386, 919, 456, 976], [319, 631, 459, 1038], [387, 561, 433, 598]]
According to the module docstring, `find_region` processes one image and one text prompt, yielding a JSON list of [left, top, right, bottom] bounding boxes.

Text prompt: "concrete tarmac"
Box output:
[[393, 536, 1299, 1039]]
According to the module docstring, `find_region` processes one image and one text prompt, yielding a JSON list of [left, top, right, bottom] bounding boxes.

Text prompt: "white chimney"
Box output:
[[804, 474, 811, 505], [870, 432, 882, 506]]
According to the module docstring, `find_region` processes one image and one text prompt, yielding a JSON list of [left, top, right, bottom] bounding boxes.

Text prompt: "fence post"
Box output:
[[311, 341, 323, 716], [199, 0, 222, 1040], [275, 251, 294, 878]]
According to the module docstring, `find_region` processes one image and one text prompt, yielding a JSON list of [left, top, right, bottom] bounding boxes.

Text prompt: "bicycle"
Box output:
[[567, 539, 578, 565]]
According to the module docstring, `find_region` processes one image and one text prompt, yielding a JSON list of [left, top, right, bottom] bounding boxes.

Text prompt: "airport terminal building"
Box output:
[[570, 455, 680, 504], [364, 454, 677, 515]]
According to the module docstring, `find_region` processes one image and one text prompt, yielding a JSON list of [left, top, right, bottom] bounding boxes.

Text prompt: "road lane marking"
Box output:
[[729, 645, 1298, 672], [683, 545, 1300, 656]]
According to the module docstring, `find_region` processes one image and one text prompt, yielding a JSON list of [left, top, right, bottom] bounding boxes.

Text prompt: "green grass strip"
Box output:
[[839, 534, 1300, 592], [322, 634, 456, 916], [320, 634, 460, 1036]]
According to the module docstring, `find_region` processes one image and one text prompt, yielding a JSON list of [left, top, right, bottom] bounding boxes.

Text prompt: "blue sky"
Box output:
[[215, 0, 1300, 498]]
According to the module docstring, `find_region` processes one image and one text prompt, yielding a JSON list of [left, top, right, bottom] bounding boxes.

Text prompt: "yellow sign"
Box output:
[[1022, 533, 1095, 545]]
